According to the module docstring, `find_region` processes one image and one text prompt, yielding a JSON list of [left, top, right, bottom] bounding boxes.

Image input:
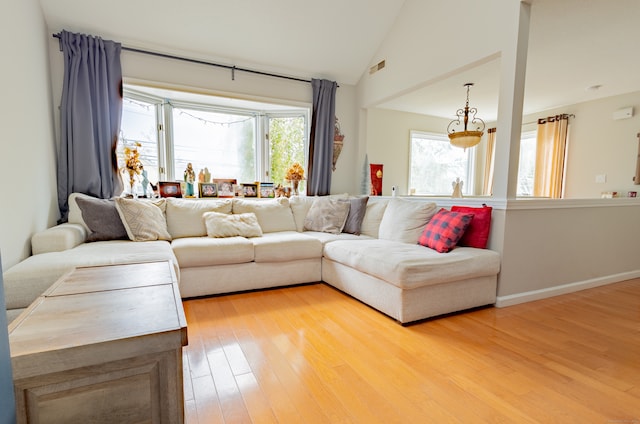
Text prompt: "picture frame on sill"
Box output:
[[259, 182, 275, 198], [214, 179, 237, 198], [199, 182, 218, 198], [242, 183, 258, 198], [233, 184, 244, 197], [158, 181, 182, 198]]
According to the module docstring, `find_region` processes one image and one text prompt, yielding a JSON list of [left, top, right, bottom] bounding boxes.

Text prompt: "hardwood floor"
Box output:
[[181, 279, 640, 423]]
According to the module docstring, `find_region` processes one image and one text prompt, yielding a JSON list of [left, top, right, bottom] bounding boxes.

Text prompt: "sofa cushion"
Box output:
[[31, 223, 87, 255], [342, 196, 369, 235], [251, 231, 322, 262], [204, 212, 263, 238], [289, 196, 316, 232], [303, 197, 350, 234], [3, 240, 177, 310], [378, 198, 437, 244], [323, 239, 500, 290], [166, 197, 233, 238], [303, 231, 372, 245], [418, 209, 474, 253], [171, 236, 254, 268], [115, 198, 171, 241], [232, 198, 296, 233], [359, 198, 389, 238], [75, 197, 128, 242], [451, 205, 492, 248]]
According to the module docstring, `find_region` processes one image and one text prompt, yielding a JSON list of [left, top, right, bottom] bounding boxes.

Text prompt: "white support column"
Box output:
[[492, 1, 531, 200]]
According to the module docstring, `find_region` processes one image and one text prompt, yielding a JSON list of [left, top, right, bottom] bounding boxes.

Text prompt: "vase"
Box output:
[[370, 164, 383, 196], [291, 180, 299, 196], [125, 172, 139, 198]]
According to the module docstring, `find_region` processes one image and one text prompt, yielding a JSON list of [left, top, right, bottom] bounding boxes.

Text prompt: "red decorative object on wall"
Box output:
[[370, 164, 383, 196]]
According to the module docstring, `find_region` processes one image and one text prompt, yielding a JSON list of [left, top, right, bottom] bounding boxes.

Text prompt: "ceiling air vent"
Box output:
[[369, 59, 386, 75]]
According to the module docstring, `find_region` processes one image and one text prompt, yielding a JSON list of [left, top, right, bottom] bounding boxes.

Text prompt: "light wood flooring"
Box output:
[[181, 279, 640, 423]]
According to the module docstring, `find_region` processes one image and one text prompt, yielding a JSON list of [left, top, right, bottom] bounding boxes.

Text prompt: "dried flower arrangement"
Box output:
[[285, 162, 305, 181]]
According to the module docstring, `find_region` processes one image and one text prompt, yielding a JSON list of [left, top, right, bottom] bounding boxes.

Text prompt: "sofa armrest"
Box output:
[[31, 223, 87, 255]]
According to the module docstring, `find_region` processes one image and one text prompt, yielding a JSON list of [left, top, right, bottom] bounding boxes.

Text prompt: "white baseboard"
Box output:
[[495, 270, 640, 307]]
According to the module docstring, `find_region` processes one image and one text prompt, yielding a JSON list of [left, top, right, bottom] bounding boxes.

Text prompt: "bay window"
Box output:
[[118, 85, 309, 193]]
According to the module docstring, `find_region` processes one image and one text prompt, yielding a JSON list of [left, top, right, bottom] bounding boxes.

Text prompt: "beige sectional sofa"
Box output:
[[3, 193, 500, 324]]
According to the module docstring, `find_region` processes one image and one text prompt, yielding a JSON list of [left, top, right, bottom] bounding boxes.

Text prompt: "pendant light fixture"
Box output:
[[447, 83, 485, 149]]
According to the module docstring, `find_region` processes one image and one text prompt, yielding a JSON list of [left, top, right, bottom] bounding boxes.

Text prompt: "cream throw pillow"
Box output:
[[232, 198, 296, 233], [360, 199, 389, 238], [378, 198, 437, 244], [166, 197, 233, 238], [115, 198, 172, 241], [303, 196, 350, 234], [203, 212, 263, 238]]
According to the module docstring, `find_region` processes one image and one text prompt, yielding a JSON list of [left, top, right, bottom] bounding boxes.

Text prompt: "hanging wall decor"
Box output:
[[332, 117, 345, 171]]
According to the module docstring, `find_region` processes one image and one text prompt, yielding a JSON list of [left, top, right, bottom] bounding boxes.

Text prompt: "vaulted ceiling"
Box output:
[[39, 0, 640, 120]]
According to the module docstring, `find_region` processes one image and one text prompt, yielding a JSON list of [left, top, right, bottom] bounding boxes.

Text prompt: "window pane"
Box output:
[[268, 116, 306, 192], [409, 133, 471, 195], [517, 132, 537, 196], [172, 108, 256, 183], [118, 98, 159, 185]]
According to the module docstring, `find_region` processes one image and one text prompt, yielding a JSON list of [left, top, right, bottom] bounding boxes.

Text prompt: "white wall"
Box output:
[[522, 91, 640, 198], [47, 42, 361, 196], [496, 200, 640, 305], [366, 108, 447, 196], [365, 107, 491, 196], [365, 89, 640, 200], [357, 0, 518, 109], [0, 255, 15, 424], [0, 0, 57, 269]]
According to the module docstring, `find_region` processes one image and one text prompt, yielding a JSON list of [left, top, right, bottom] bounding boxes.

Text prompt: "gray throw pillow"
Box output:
[[75, 197, 128, 242], [342, 196, 369, 235]]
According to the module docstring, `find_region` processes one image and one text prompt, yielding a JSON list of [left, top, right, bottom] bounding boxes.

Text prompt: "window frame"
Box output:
[[408, 130, 476, 196], [121, 84, 310, 185], [516, 129, 538, 197]]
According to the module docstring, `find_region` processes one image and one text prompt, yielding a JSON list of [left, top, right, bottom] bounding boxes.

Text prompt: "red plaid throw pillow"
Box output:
[[418, 208, 474, 253]]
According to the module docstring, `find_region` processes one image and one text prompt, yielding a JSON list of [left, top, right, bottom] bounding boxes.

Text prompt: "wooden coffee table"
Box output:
[[9, 261, 188, 424]]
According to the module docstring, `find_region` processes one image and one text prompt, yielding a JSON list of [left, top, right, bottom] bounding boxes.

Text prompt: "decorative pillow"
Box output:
[[289, 194, 348, 232], [378, 198, 438, 244], [342, 196, 369, 235], [232, 197, 296, 233], [303, 196, 351, 234], [166, 197, 233, 238], [359, 199, 389, 238], [115, 198, 172, 241], [451, 204, 493, 248], [418, 208, 474, 253], [203, 212, 263, 238], [289, 196, 317, 232], [75, 197, 128, 242]]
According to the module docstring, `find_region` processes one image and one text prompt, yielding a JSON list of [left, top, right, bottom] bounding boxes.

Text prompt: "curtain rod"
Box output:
[[522, 113, 575, 126], [52, 33, 313, 85]]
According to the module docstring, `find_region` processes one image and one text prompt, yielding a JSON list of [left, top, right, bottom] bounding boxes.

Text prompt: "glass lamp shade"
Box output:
[[448, 130, 483, 149]]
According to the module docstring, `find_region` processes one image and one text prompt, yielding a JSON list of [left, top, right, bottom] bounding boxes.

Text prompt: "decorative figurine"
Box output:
[[141, 167, 150, 198], [203, 167, 211, 183], [452, 178, 463, 198], [184, 163, 196, 197]]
